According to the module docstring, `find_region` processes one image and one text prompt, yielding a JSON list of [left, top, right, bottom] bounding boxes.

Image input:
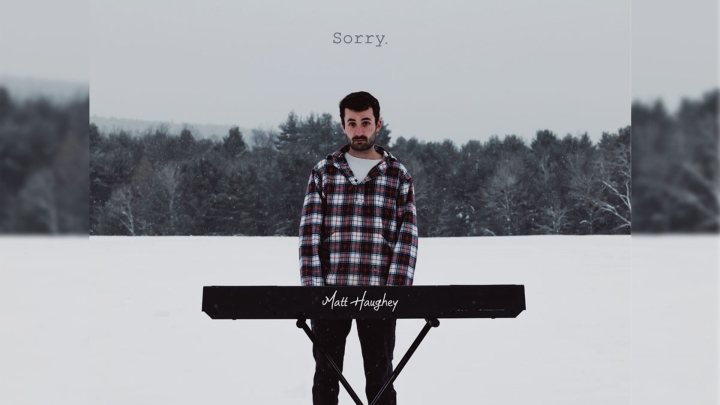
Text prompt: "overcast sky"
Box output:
[[83, 0, 631, 145], [0, 0, 88, 84], [3, 1, 717, 145], [632, 0, 718, 110]]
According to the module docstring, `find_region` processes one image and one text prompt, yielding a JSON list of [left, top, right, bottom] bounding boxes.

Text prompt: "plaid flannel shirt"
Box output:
[[299, 145, 418, 286]]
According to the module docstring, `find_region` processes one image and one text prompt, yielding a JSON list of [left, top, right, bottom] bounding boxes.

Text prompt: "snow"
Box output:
[[0, 235, 716, 405]]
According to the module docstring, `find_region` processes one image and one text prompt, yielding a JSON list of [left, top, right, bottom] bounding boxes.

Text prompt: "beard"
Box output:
[[348, 130, 377, 152]]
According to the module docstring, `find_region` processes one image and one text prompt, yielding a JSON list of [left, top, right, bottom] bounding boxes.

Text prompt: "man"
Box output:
[[299, 91, 419, 405]]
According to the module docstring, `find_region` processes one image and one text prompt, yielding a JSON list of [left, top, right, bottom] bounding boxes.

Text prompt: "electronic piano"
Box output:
[[202, 285, 525, 320], [202, 285, 525, 405]]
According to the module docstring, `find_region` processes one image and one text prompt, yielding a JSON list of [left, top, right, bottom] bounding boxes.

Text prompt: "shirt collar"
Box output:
[[329, 144, 397, 163]]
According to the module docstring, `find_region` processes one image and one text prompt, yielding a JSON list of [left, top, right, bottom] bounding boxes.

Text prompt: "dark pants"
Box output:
[[311, 318, 397, 405]]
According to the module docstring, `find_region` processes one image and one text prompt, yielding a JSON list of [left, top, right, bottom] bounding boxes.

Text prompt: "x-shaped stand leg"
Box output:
[[297, 318, 440, 405]]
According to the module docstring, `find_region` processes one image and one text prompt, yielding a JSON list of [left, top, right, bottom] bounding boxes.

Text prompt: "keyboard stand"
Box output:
[[296, 317, 440, 405], [202, 285, 525, 403]]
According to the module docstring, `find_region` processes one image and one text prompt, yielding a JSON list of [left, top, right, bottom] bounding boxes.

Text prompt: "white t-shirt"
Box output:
[[345, 153, 382, 182]]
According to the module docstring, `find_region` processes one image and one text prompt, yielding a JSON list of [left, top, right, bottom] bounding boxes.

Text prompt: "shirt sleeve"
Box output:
[[299, 169, 325, 286], [386, 175, 419, 286]]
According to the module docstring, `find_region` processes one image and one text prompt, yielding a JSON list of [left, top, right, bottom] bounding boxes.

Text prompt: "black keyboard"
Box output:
[[202, 285, 526, 320]]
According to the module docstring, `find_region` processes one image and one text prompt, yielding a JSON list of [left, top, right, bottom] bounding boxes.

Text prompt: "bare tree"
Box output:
[[482, 155, 525, 235], [105, 185, 136, 235], [534, 202, 570, 234], [16, 169, 58, 233], [158, 163, 180, 233], [530, 132, 569, 234], [567, 153, 604, 233], [596, 141, 632, 230], [250, 128, 277, 151]]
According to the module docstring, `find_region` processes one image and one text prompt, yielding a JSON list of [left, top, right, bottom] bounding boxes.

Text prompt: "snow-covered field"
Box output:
[[0, 235, 716, 405]]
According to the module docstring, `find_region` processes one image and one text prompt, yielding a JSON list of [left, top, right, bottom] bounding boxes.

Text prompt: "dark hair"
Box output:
[[339, 91, 380, 126]]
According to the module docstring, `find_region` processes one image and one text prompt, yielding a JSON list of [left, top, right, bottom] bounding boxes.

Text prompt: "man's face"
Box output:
[[342, 108, 381, 152]]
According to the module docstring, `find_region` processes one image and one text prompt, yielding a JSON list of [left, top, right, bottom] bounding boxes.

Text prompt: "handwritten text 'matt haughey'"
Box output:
[[322, 290, 398, 312]]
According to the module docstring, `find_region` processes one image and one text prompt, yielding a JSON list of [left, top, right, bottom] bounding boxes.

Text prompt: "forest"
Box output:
[[89, 112, 632, 236], [0, 87, 88, 233], [1, 86, 716, 235]]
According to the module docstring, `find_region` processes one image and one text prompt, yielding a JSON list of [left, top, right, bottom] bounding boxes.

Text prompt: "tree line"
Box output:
[[2, 84, 714, 235], [90, 111, 632, 236], [632, 91, 718, 232], [0, 88, 88, 233]]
